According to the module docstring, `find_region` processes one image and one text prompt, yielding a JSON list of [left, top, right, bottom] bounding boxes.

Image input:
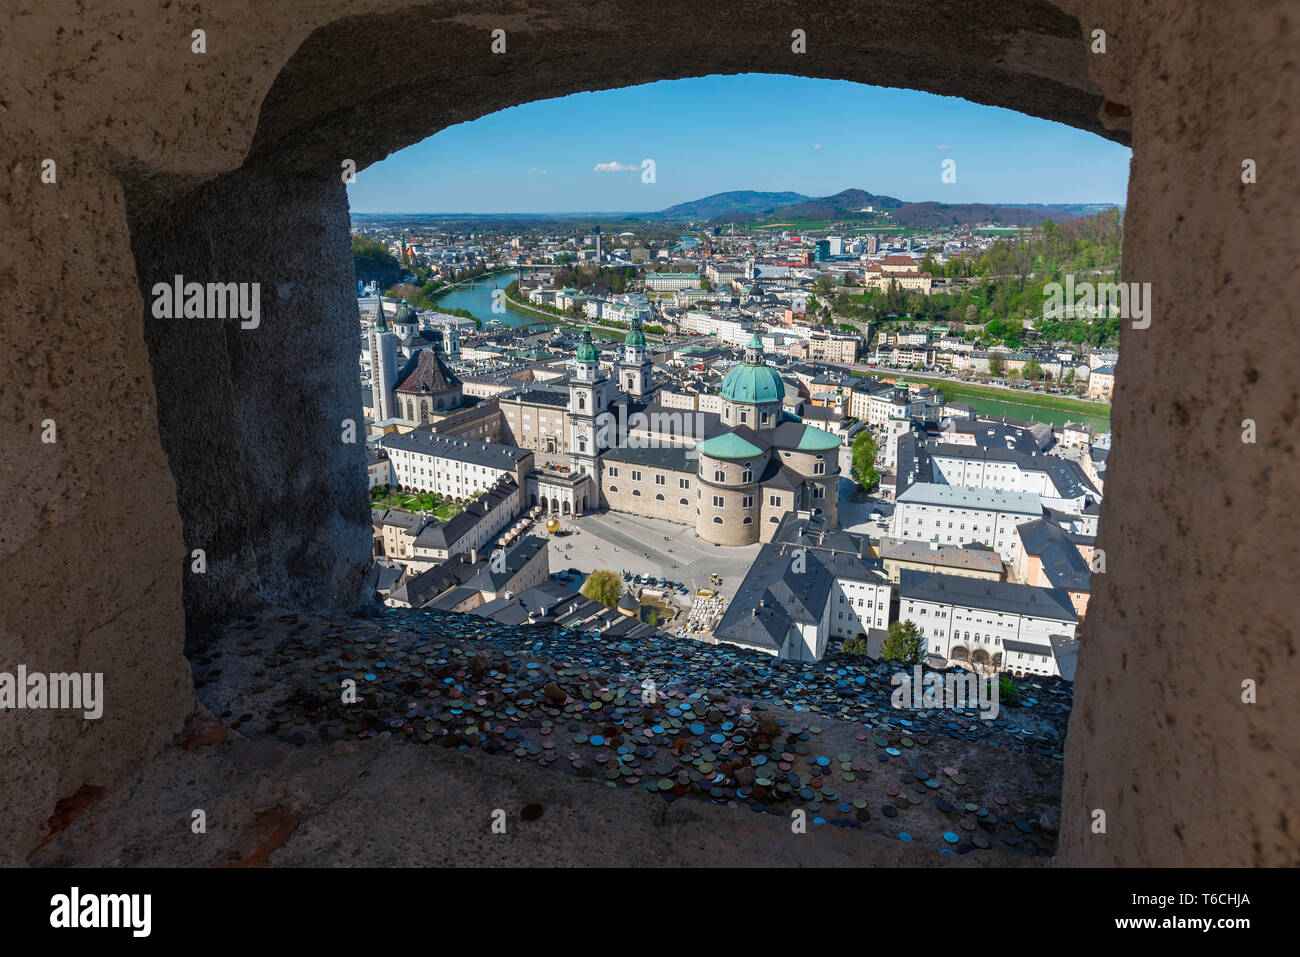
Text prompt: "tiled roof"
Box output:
[[899, 569, 1076, 622], [395, 347, 463, 395]]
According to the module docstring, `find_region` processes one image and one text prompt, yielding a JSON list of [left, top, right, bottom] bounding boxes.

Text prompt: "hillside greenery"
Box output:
[[826, 210, 1124, 348]]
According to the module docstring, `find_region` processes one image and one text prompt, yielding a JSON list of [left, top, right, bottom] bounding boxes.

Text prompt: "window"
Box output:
[[741, 469, 752, 483], [743, 517, 752, 524], [632, 489, 641, 497], [578, 395, 586, 410], [655, 474, 665, 485], [714, 470, 726, 482], [739, 410, 748, 424], [608, 467, 619, 477], [631, 470, 642, 481], [679, 497, 689, 505], [712, 495, 724, 508], [742, 495, 753, 508], [713, 516, 723, 524], [608, 485, 619, 493], [769, 495, 781, 507], [679, 478, 690, 489]]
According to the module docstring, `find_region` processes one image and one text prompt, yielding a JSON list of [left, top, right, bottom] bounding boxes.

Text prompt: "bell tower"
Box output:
[[617, 311, 653, 398], [567, 325, 608, 476]]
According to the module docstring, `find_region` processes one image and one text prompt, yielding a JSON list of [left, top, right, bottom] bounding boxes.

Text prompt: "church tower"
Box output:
[[368, 297, 399, 424], [616, 311, 654, 398], [442, 322, 461, 360], [567, 325, 609, 477]]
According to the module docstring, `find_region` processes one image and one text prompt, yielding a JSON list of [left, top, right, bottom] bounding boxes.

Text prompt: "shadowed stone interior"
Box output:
[[1, 0, 1294, 866]]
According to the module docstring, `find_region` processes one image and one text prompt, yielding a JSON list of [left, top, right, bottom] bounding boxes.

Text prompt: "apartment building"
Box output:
[[891, 483, 1043, 562], [381, 430, 533, 499], [898, 570, 1078, 676]]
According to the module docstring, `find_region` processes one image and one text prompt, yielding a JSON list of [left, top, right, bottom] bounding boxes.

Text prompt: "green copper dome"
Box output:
[[624, 315, 646, 349], [719, 335, 784, 405], [575, 325, 599, 363]]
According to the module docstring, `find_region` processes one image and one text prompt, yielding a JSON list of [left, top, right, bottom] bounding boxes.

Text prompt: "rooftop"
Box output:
[[899, 570, 1077, 622], [896, 483, 1043, 515]]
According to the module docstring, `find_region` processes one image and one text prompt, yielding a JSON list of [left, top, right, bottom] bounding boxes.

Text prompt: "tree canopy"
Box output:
[[581, 570, 622, 609], [880, 620, 926, 664], [850, 431, 879, 491]]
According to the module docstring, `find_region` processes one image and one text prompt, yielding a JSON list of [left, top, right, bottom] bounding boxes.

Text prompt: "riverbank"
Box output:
[[500, 291, 669, 342], [859, 368, 1110, 416]]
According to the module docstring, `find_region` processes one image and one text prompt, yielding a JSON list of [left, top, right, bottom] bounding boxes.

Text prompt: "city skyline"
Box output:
[[347, 74, 1132, 214]]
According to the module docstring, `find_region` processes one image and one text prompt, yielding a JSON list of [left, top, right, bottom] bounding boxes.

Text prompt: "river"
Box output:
[[432, 270, 623, 340], [431, 270, 538, 328]]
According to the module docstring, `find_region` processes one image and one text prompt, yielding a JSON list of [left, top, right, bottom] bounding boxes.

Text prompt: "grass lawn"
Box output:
[[856, 368, 1111, 418], [370, 489, 461, 521]]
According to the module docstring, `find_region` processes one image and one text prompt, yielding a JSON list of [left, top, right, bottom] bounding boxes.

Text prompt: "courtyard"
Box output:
[[546, 509, 761, 608]]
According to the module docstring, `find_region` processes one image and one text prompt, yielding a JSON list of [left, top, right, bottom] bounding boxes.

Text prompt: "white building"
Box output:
[[381, 431, 533, 499], [928, 445, 1100, 515], [898, 570, 1077, 676], [892, 484, 1042, 562]]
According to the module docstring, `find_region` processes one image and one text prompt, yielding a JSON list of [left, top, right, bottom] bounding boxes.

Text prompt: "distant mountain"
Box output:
[[648, 190, 812, 221], [754, 188, 906, 221], [653, 186, 1114, 228]]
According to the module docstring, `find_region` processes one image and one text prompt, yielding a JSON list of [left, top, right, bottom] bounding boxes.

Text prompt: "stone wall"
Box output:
[[1, 0, 1295, 865]]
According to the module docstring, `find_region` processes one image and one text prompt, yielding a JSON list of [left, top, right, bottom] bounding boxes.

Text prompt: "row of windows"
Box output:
[[607, 485, 690, 505], [606, 466, 691, 490]]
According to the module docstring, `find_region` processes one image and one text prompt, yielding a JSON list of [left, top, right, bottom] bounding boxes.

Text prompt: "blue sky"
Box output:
[[348, 74, 1131, 214]]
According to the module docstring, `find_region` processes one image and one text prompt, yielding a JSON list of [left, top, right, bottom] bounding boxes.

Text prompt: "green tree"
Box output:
[[581, 569, 622, 609], [880, 620, 926, 664], [851, 431, 879, 491], [987, 354, 1006, 377], [842, 634, 869, 655], [1023, 358, 1043, 382]]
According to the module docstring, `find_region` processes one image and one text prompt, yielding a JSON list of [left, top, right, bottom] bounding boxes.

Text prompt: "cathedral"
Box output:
[[502, 312, 842, 545]]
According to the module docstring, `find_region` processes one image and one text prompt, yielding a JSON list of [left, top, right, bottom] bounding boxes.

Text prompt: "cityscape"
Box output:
[[356, 199, 1115, 679]]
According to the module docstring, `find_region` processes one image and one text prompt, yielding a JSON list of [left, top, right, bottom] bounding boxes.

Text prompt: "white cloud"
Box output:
[[593, 160, 638, 173], [528, 167, 548, 174], [812, 143, 822, 150], [936, 144, 953, 151]]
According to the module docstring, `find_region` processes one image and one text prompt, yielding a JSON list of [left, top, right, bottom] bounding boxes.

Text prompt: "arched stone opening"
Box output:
[[2, 0, 1293, 869]]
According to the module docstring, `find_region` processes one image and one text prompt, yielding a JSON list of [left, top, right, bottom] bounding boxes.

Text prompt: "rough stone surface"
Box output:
[[131, 169, 373, 633], [27, 736, 1012, 868], [1, 0, 1296, 866]]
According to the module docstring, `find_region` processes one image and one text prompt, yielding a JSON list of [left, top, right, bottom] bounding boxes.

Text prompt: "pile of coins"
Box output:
[[197, 608, 1071, 856]]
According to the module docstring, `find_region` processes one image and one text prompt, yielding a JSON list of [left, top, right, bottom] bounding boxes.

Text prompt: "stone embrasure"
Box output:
[[172, 607, 1073, 861]]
